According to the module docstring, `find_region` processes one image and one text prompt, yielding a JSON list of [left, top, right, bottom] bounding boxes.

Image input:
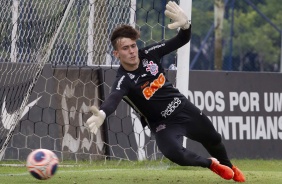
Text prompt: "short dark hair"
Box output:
[[110, 25, 140, 50]]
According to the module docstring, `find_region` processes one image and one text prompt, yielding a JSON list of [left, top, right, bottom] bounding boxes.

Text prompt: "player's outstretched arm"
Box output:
[[85, 106, 106, 135], [165, 1, 190, 30]]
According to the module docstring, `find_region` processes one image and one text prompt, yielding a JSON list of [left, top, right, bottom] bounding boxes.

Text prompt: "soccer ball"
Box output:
[[26, 149, 59, 180]]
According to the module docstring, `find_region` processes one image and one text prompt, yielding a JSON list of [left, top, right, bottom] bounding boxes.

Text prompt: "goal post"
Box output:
[[176, 0, 192, 148], [176, 0, 192, 98]]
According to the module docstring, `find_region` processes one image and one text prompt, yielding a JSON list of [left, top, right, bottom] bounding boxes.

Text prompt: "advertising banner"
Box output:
[[1, 64, 281, 160]]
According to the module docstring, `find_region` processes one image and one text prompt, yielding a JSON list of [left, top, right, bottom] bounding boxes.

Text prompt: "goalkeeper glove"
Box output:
[[85, 106, 106, 135], [165, 1, 190, 30]]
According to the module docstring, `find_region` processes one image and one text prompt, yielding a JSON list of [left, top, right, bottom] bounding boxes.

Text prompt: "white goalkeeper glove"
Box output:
[[165, 1, 190, 30], [85, 106, 106, 135]]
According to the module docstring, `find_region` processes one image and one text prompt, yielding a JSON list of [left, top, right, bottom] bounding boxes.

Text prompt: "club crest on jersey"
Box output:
[[156, 124, 166, 132], [146, 61, 158, 76]]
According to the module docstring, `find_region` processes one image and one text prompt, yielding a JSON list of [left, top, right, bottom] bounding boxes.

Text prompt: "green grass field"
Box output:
[[1, 159, 282, 184]]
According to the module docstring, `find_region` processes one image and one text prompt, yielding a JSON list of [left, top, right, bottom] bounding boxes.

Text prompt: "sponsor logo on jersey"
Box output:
[[156, 124, 166, 132], [161, 97, 181, 118], [146, 61, 158, 76], [142, 73, 165, 100], [116, 75, 125, 90], [134, 76, 140, 84], [142, 59, 149, 67], [127, 73, 135, 79], [144, 43, 165, 54], [140, 81, 150, 90], [141, 74, 147, 77]]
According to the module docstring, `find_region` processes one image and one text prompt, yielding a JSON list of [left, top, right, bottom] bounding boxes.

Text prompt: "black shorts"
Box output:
[[151, 100, 222, 167], [153, 100, 221, 144]]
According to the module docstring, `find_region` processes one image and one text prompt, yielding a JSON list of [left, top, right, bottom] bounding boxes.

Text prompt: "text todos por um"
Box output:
[[187, 91, 282, 112]]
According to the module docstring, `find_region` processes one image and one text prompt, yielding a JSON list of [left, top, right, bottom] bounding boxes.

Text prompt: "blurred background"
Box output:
[[135, 0, 282, 72], [1, 0, 281, 71]]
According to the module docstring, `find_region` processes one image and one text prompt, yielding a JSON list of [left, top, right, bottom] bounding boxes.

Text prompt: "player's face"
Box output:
[[113, 38, 139, 71]]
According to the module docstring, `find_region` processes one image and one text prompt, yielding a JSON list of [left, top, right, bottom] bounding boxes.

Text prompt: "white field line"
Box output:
[[0, 167, 169, 177]]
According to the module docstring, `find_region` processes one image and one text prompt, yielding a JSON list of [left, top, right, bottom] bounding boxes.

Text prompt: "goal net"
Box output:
[[0, 0, 75, 158], [0, 0, 180, 163]]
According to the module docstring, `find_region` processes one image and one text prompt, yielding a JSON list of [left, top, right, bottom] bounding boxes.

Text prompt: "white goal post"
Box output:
[[177, 0, 192, 148], [177, 0, 192, 98]]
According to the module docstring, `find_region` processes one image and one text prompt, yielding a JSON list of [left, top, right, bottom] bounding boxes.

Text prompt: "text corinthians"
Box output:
[[188, 91, 282, 140]]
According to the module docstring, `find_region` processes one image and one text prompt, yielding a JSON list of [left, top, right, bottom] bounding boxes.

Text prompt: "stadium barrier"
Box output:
[[1, 63, 282, 161]]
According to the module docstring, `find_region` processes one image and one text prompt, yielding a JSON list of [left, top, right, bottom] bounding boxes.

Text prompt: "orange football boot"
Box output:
[[232, 166, 246, 182], [209, 158, 234, 180]]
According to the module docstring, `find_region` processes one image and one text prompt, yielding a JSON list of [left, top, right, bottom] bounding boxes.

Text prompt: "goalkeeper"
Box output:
[[86, 1, 245, 182]]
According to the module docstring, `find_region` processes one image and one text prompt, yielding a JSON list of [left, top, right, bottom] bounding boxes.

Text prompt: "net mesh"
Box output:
[[0, 0, 71, 157]]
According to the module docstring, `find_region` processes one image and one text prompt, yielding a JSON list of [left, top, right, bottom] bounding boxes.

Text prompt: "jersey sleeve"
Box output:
[[99, 75, 131, 117], [142, 26, 191, 59]]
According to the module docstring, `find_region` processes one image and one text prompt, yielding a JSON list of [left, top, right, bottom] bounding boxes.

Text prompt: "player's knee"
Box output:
[[162, 147, 202, 166], [204, 132, 222, 145], [160, 147, 188, 165], [160, 145, 182, 159], [200, 132, 222, 147], [211, 132, 222, 145]]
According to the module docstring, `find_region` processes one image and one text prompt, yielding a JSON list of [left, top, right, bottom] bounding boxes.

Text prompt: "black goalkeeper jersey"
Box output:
[[100, 27, 191, 128]]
